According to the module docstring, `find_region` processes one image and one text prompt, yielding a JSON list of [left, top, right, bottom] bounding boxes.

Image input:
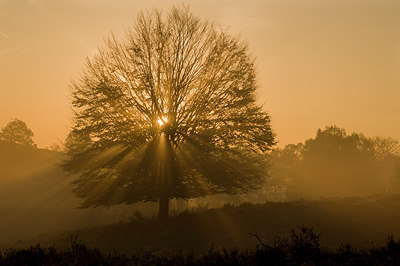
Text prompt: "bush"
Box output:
[[2, 229, 400, 265]]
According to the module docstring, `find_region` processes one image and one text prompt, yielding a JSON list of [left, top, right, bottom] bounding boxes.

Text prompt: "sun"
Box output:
[[157, 116, 168, 126]]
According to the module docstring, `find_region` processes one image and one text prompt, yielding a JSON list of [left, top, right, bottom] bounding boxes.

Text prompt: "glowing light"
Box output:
[[157, 116, 168, 126]]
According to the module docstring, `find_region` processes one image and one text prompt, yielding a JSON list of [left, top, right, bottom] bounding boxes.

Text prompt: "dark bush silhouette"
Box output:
[[2, 228, 400, 265], [289, 226, 322, 263]]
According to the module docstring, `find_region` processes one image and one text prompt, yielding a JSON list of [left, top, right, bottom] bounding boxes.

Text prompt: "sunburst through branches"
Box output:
[[64, 6, 275, 220]]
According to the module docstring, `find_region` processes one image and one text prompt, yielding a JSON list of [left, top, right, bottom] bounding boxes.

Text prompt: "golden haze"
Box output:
[[0, 0, 399, 147]]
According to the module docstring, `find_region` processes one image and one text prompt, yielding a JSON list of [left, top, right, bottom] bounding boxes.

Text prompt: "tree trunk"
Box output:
[[159, 193, 169, 221], [156, 133, 172, 221]]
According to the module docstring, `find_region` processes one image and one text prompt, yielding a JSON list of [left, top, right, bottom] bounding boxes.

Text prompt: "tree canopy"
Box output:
[[64, 7, 275, 218], [0, 119, 36, 147]]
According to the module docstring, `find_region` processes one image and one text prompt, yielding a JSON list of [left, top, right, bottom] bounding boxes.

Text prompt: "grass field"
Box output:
[[7, 194, 398, 255]]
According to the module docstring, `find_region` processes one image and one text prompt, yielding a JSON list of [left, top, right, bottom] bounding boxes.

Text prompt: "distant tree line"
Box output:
[[268, 125, 400, 199]]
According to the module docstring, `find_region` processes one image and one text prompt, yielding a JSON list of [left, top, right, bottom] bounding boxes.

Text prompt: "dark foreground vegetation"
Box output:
[[25, 195, 398, 253], [2, 227, 400, 265]]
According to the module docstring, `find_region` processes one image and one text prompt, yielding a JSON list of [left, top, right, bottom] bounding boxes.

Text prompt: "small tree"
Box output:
[[0, 119, 36, 147], [64, 7, 275, 220]]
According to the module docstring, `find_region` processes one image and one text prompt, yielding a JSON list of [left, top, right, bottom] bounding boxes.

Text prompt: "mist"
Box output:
[[268, 125, 400, 200], [1, 124, 400, 251]]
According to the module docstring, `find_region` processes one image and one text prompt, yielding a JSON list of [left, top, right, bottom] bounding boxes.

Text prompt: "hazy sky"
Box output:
[[1, 0, 399, 148]]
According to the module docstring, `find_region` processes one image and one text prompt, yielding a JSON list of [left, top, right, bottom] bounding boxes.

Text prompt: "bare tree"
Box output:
[[64, 6, 275, 220]]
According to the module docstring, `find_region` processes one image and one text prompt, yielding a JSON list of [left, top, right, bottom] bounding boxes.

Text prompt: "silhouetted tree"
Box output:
[[0, 119, 36, 147], [64, 7, 275, 220], [371, 137, 400, 161]]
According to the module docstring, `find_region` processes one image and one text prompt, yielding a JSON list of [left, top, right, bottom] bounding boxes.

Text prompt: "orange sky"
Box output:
[[1, 0, 399, 148]]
